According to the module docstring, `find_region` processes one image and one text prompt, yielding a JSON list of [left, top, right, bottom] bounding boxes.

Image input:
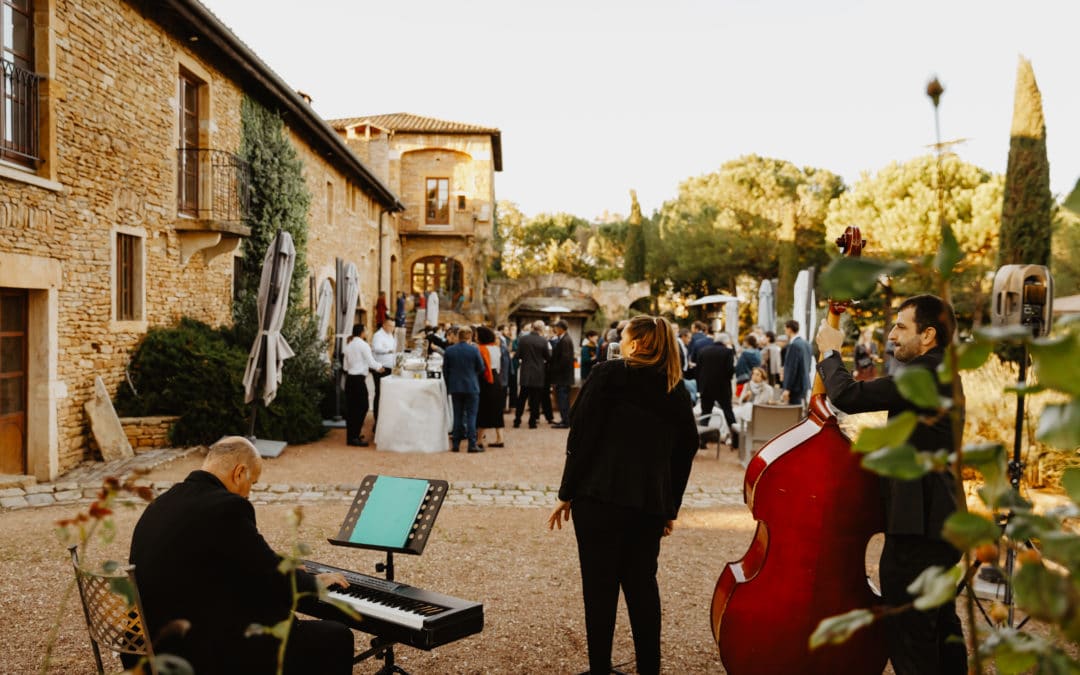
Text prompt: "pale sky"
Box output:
[[200, 0, 1080, 221]]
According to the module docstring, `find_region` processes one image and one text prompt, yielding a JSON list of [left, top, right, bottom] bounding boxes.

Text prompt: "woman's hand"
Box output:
[[663, 520, 676, 537], [547, 500, 572, 530]]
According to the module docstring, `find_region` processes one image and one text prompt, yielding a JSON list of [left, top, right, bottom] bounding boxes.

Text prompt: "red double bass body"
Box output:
[[711, 227, 887, 674]]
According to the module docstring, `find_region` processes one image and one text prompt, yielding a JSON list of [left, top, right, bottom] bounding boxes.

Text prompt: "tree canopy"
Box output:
[[495, 201, 626, 282], [648, 155, 843, 304], [825, 154, 1004, 319]]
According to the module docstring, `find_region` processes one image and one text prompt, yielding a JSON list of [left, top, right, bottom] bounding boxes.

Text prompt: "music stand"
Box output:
[[329, 475, 448, 674]]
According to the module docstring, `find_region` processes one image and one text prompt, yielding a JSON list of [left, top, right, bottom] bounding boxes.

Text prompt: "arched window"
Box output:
[[411, 256, 463, 301]]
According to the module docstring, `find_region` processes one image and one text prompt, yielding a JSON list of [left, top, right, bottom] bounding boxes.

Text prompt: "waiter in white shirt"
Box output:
[[342, 323, 385, 447], [370, 318, 397, 431]]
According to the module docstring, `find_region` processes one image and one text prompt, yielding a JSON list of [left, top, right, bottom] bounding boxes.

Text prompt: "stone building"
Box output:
[[0, 0, 400, 480], [329, 114, 502, 320]]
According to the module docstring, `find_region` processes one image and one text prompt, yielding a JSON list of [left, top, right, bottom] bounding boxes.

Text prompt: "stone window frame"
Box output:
[[110, 225, 147, 331], [424, 177, 450, 227], [0, 0, 61, 191], [173, 52, 213, 220]]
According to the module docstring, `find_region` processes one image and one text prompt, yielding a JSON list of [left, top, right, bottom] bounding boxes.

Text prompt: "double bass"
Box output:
[[710, 227, 887, 674]]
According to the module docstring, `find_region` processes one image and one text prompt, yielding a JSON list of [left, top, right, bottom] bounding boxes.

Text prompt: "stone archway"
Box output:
[[485, 273, 651, 327]]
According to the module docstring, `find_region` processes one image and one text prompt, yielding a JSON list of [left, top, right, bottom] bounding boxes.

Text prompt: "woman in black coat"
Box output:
[[547, 315, 698, 675]]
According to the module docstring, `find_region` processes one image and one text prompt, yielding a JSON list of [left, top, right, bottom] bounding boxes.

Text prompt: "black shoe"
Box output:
[[528, 423, 538, 429], [551, 422, 569, 429], [513, 419, 521, 428], [347, 437, 363, 446], [730, 431, 740, 450], [467, 446, 484, 453]]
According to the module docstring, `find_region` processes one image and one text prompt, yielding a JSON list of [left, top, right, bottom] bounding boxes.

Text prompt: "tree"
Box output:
[[824, 155, 1004, 323], [998, 57, 1052, 267], [238, 97, 312, 306], [649, 155, 842, 306], [623, 190, 646, 283], [494, 201, 627, 282], [1053, 179, 1080, 296]]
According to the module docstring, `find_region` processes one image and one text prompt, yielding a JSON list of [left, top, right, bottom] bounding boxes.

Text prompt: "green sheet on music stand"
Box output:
[[330, 475, 448, 555], [348, 476, 428, 548]]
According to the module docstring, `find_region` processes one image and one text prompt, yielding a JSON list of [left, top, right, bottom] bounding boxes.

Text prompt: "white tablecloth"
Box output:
[[374, 375, 452, 453]]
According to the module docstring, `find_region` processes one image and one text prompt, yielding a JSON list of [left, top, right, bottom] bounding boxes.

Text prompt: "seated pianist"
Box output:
[[127, 436, 354, 674]]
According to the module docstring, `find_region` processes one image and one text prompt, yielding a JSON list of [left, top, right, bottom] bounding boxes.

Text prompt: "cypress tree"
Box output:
[[238, 96, 312, 306], [999, 57, 1052, 266], [623, 189, 646, 282]]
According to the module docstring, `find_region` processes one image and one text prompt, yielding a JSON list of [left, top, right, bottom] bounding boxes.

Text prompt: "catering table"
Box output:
[[373, 375, 453, 453]]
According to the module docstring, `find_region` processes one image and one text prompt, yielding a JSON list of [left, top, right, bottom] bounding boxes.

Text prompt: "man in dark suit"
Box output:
[[816, 294, 966, 675], [128, 437, 354, 675], [548, 320, 575, 428], [514, 320, 551, 429], [686, 320, 711, 379], [442, 325, 487, 452], [695, 333, 738, 449], [780, 319, 813, 406]]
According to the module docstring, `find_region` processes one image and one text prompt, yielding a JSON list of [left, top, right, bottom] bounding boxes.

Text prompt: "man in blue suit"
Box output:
[[780, 319, 813, 406], [442, 326, 486, 452]]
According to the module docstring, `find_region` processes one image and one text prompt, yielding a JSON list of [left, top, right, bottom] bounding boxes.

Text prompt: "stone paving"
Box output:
[[0, 447, 745, 511]]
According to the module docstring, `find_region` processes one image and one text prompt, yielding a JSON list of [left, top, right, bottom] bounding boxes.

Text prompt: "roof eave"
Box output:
[[148, 0, 405, 212]]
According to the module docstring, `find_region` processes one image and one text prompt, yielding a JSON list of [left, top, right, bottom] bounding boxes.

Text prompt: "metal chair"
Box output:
[[696, 410, 732, 459], [68, 544, 156, 675], [738, 403, 804, 466]]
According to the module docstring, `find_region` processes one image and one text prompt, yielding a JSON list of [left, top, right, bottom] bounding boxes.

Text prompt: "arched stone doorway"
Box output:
[[410, 255, 464, 303], [486, 273, 651, 329]]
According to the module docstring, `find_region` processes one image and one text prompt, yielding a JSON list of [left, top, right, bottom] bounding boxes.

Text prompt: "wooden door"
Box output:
[[0, 289, 27, 474]]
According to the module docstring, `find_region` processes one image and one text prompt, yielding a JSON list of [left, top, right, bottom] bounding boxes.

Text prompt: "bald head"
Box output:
[[532, 320, 546, 332], [203, 436, 262, 498]]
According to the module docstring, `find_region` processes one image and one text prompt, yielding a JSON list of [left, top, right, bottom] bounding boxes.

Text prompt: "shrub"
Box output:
[[117, 314, 329, 446]]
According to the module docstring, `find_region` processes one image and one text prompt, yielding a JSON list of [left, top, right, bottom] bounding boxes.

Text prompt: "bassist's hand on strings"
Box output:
[[815, 319, 844, 354], [546, 499, 572, 530]]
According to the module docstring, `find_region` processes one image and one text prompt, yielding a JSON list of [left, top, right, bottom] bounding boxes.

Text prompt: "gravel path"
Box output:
[[1, 415, 1067, 673]]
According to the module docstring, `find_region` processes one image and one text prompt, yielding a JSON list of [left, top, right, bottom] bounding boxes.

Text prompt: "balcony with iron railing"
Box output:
[[175, 148, 252, 265], [1, 59, 43, 167]]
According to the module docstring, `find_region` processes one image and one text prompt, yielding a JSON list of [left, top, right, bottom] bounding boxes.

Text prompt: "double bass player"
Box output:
[[815, 293, 966, 675]]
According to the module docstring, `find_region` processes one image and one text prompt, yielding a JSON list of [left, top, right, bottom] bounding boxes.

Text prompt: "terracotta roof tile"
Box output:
[[328, 113, 499, 135]]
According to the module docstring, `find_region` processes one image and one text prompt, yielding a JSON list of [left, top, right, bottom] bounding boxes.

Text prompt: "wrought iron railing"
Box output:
[[0, 59, 42, 167], [176, 148, 251, 223]]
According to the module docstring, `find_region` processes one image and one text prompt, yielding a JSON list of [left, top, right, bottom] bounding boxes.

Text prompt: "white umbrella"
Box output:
[[334, 261, 360, 392], [758, 279, 776, 333], [315, 278, 334, 342], [242, 230, 296, 407], [540, 305, 572, 313], [686, 294, 739, 307], [793, 270, 810, 341], [725, 301, 740, 338]]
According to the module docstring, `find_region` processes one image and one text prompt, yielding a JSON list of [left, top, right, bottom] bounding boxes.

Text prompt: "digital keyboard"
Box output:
[[299, 559, 484, 651]]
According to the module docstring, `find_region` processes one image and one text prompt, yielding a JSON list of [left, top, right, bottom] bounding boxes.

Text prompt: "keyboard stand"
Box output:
[[327, 475, 449, 674]]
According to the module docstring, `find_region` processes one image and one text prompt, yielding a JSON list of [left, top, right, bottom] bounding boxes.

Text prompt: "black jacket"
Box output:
[[547, 332, 575, 386], [695, 342, 736, 401], [129, 471, 318, 673], [517, 332, 550, 387], [817, 347, 963, 539], [558, 359, 699, 519]]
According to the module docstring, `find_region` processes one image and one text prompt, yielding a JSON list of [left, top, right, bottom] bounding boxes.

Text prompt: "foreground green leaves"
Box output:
[[809, 608, 876, 649], [819, 257, 910, 300]]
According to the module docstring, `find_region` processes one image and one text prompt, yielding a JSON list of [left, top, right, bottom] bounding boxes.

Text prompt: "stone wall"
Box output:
[[0, 0, 398, 477], [119, 416, 179, 450]]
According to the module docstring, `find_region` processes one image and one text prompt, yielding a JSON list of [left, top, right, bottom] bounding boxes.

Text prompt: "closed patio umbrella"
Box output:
[[315, 277, 334, 346], [758, 279, 776, 333], [243, 230, 296, 407]]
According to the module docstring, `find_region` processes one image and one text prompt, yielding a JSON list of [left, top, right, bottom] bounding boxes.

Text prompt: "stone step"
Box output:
[[0, 474, 36, 490]]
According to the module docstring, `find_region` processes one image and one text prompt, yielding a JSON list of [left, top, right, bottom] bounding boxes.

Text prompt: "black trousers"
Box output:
[[371, 369, 389, 426], [571, 497, 666, 675], [344, 373, 369, 443], [541, 383, 554, 422], [699, 391, 736, 433], [515, 385, 545, 425], [125, 619, 354, 675], [880, 534, 967, 675]]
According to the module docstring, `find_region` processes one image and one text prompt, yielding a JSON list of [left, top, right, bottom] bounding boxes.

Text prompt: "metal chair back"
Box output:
[[68, 545, 155, 674]]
